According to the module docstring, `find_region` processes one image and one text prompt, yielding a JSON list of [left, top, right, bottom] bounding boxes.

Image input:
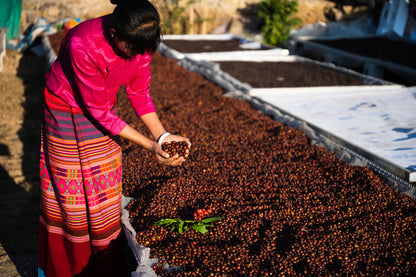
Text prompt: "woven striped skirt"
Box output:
[[38, 88, 126, 277]]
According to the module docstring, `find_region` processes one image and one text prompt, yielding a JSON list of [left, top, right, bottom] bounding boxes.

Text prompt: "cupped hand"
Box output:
[[162, 134, 192, 158], [150, 140, 188, 166]]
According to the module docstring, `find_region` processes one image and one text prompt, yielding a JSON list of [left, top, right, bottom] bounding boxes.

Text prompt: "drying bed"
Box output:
[[292, 36, 416, 86], [159, 35, 394, 92], [119, 52, 416, 276], [162, 38, 271, 53], [216, 61, 366, 88], [159, 34, 290, 63], [311, 37, 416, 70], [162, 34, 271, 53], [160, 36, 412, 185]]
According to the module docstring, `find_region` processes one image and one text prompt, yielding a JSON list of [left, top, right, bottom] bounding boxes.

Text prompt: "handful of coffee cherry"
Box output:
[[161, 141, 189, 157]]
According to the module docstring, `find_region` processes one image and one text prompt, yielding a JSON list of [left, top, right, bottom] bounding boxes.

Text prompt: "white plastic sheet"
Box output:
[[121, 196, 159, 277]]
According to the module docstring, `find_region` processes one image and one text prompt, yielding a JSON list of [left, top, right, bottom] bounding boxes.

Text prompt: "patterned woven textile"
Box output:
[[38, 88, 126, 277]]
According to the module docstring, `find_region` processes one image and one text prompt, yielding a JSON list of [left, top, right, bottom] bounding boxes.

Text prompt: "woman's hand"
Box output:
[[118, 124, 191, 166], [161, 134, 192, 159], [150, 139, 189, 166]]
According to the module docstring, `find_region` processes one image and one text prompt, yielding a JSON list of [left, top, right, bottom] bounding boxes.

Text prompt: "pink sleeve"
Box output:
[[68, 38, 127, 136], [125, 54, 156, 117]]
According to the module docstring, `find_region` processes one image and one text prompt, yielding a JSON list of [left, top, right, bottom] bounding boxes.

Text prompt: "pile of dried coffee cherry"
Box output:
[[118, 52, 416, 276]]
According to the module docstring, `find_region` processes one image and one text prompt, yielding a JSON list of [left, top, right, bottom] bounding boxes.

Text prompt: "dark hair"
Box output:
[[110, 0, 161, 55]]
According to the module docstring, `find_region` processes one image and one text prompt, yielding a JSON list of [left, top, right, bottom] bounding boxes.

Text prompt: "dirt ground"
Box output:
[[0, 1, 338, 276], [0, 49, 44, 276]]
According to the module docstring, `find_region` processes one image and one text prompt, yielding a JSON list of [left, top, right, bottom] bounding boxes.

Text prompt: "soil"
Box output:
[[0, 49, 44, 276]]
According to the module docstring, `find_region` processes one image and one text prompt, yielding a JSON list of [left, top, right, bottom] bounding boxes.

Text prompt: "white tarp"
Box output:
[[252, 86, 416, 182]]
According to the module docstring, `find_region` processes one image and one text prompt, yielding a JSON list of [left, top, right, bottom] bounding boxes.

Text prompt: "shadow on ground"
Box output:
[[0, 49, 45, 276]]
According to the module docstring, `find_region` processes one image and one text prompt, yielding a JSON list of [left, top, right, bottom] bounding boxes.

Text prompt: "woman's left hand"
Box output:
[[150, 141, 185, 166], [152, 134, 191, 166], [162, 134, 192, 159]]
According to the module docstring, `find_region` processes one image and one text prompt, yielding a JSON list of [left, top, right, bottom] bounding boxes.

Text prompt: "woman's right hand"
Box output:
[[150, 141, 186, 166], [118, 125, 186, 166]]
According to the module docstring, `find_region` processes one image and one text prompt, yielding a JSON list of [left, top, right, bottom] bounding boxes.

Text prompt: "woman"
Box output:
[[38, 0, 191, 276]]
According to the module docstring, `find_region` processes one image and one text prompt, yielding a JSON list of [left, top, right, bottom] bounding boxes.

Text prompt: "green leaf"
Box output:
[[154, 218, 180, 226], [178, 221, 184, 235], [199, 217, 222, 224], [191, 223, 209, 234]]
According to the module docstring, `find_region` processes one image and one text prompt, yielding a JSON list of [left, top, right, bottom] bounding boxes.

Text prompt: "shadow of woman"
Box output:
[[0, 47, 46, 276], [0, 142, 39, 276]]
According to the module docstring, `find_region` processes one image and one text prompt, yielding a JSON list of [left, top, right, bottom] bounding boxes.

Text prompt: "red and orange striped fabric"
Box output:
[[38, 88, 127, 277]]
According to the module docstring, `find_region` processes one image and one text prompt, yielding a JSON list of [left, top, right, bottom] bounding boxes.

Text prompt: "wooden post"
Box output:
[[201, 0, 208, 34], [189, 4, 195, 34], [0, 29, 6, 72]]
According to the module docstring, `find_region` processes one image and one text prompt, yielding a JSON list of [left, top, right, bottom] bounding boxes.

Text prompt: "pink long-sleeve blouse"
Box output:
[[45, 14, 156, 136]]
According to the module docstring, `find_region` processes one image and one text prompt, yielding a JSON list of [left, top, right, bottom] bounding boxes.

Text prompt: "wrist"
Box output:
[[157, 132, 171, 145]]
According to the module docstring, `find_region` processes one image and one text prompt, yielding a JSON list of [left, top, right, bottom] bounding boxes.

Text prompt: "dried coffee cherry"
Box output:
[[162, 141, 189, 157]]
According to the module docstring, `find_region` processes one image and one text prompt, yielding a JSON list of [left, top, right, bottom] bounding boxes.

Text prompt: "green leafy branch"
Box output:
[[258, 0, 302, 46], [154, 216, 221, 235]]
